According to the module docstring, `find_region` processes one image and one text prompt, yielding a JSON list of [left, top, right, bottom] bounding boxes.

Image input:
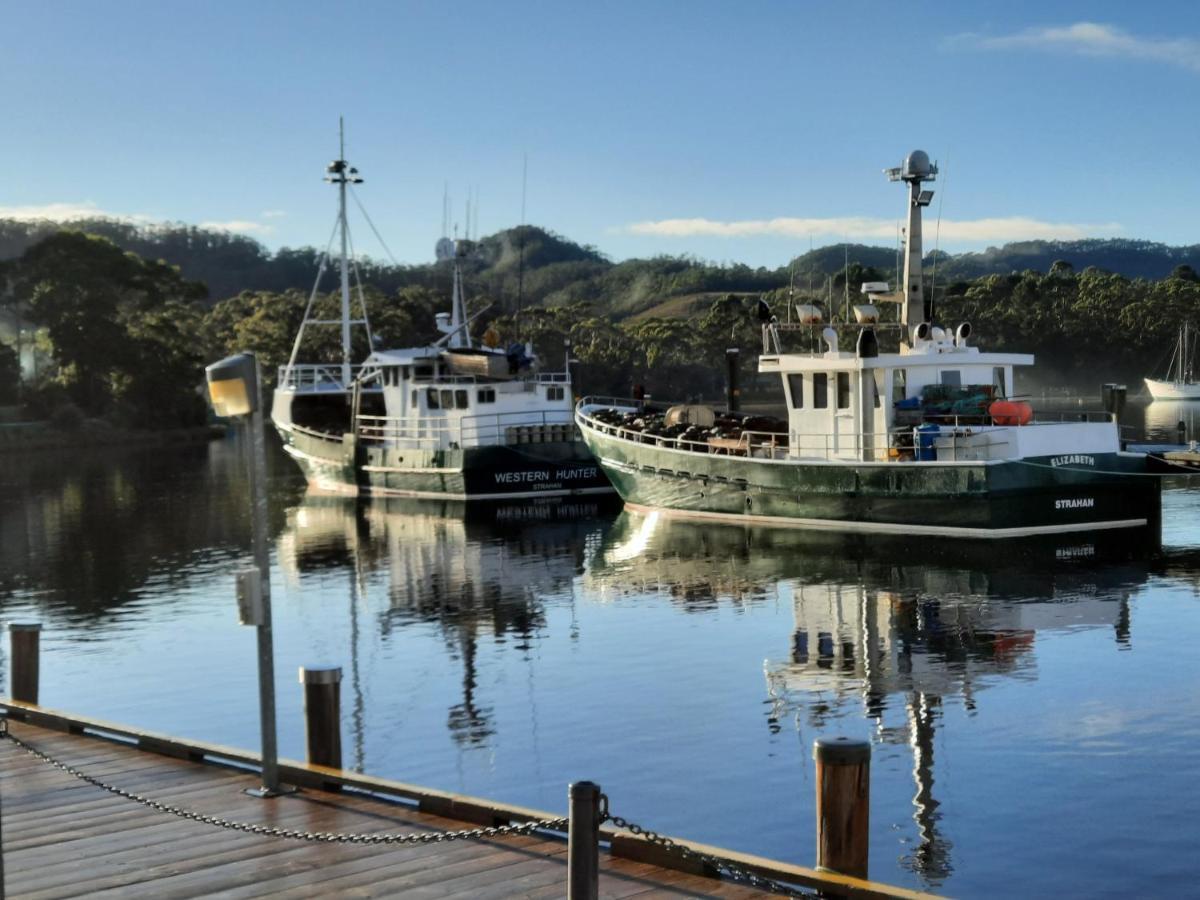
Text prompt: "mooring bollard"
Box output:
[[9, 624, 41, 705], [814, 736, 870, 878], [299, 666, 342, 775], [567, 780, 601, 900]]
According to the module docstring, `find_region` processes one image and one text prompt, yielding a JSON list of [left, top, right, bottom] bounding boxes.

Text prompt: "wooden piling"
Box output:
[[567, 780, 601, 900], [814, 736, 871, 879], [299, 666, 342, 775], [8, 624, 41, 705]]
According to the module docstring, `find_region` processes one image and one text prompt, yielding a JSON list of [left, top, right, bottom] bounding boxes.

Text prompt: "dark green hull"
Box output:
[[578, 424, 1160, 537], [279, 425, 613, 500]]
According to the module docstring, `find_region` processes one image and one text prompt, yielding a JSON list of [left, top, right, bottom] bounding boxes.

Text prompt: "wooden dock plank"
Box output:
[[0, 718, 927, 899]]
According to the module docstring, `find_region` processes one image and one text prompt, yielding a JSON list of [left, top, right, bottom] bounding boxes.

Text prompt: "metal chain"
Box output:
[[600, 795, 817, 899], [0, 729, 565, 845]]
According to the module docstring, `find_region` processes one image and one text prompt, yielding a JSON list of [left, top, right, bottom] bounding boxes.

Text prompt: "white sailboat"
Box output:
[[1145, 323, 1200, 400]]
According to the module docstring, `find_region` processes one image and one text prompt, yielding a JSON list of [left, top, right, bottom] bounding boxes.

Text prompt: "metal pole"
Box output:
[[567, 780, 601, 900], [246, 366, 282, 797]]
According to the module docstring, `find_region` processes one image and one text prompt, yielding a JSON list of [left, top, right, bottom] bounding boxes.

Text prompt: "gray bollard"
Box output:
[[814, 737, 871, 878], [299, 666, 342, 775], [9, 624, 41, 705], [567, 780, 601, 900]]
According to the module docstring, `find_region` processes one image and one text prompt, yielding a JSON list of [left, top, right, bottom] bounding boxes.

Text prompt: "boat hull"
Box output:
[[578, 422, 1160, 538], [1144, 378, 1200, 400], [277, 425, 614, 500]]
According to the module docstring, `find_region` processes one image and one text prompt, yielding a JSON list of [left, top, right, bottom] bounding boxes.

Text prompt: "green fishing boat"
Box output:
[[576, 151, 1160, 538]]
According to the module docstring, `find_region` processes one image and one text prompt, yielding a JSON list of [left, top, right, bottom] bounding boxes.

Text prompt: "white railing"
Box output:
[[277, 364, 375, 392], [356, 409, 576, 449], [576, 405, 1019, 463]]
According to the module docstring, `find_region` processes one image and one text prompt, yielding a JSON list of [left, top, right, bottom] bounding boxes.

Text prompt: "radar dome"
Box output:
[[903, 150, 931, 178]]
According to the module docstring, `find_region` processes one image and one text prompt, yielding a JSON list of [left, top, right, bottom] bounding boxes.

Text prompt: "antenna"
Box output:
[[843, 242, 850, 323], [929, 153, 947, 324], [517, 153, 528, 336]]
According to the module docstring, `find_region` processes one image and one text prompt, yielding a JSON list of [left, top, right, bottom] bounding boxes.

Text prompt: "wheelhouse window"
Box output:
[[415, 365, 434, 379], [786, 374, 804, 409], [547, 386, 565, 401], [836, 372, 851, 409], [872, 370, 883, 408], [993, 366, 1007, 397], [813, 373, 828, 408], [411, 390, 417, 406], [893, 368, 907, 403], [940, 370, 962, 387], [455, 389, 469, 409], [440, 389, 454, 410], [426, 388, 440, 410], [477, 388, 496, 404]]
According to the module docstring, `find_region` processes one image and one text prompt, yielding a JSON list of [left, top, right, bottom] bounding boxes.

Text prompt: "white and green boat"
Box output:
[[271, 135, 612, 501], [576, 151, 1160, 538]]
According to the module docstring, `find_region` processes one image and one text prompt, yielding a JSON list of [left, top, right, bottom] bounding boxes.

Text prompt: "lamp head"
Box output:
[[205, 352, 259, 417]]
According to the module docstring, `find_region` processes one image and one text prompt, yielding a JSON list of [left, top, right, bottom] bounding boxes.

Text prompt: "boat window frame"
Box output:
[[993, 366, 1007, 398], [440, 389, 455, 410], [547, 385, 565, 401], [426, 388, 440, 410], [940, 369, 962, 387], [836, 372, 851, 409], [786, 374, 804, 409], [892, 368, 907, 403], [813, 372, 829, 409], [455, 389, 469, 410], [477, 387, 496, 404]]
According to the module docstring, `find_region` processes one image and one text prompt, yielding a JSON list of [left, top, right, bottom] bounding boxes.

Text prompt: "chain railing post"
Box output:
[[814, 736, 871, 878], [300, 666, 342, 786], [567, 780, 601, 900], [9, 624, 41, 705]]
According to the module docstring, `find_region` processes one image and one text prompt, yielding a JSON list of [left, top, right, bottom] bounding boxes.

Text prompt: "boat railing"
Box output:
[[277, 363, 371, 392], [576, 405, 1020, 463], [356, 408, 576, 448], [1028, 410, 1116, 424]]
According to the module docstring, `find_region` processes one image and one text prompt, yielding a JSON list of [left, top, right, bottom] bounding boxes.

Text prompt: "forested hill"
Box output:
[[2, 217, 1200, 314]]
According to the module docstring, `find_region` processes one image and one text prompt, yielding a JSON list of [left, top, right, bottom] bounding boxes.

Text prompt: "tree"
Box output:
[[0, 342, 18, 404]]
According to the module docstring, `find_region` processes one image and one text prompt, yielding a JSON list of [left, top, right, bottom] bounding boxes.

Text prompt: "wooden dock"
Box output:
[[0, 704, 934, 899]]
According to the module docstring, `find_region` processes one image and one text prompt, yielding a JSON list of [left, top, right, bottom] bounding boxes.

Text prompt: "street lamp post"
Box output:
[[205, 352, 289, 797]]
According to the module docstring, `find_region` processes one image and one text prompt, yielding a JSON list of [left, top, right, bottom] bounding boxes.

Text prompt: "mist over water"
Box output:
[[3, 423, 1200, 895]]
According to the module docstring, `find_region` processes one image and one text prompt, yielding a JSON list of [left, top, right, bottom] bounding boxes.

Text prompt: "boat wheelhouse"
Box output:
[[271, 133, 612, 501], [576, 150, 1160, 538]]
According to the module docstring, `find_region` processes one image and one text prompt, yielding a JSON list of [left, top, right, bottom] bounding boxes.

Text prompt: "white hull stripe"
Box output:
[[336, 485, 615, 501], [622, 502, 1147, 539], [361, 464, 464, 475]]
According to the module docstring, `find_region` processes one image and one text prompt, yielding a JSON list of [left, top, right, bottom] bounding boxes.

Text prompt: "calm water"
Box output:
[[3, 401, 1200, 896]]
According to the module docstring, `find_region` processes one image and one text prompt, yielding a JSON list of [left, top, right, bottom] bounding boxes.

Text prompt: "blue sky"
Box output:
[[4, 1, 1200, 267]]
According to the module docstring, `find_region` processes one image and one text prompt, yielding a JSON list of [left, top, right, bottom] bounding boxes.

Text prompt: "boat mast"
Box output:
[[325, 117, 362, 386], [886, 151, 938, 338]]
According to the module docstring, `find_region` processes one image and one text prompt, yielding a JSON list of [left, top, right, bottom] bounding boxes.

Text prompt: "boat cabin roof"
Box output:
[[759, 347, 1034, 374]]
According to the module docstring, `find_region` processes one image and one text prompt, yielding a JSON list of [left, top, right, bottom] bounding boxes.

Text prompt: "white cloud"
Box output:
[[0, 201, 155, 223], [625, 215, 1121, 243], [261, 209, 287, 218], [949, 22, 1200, 73], [198, 219, 275, 236]]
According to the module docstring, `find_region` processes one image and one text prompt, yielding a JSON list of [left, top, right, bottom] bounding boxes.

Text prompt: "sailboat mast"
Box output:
[[338, 121, 352, 386]]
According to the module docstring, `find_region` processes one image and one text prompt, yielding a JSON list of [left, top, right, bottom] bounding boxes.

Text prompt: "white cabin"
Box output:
[[759, 327, 1117, 462], [354, 345, 575, 450]]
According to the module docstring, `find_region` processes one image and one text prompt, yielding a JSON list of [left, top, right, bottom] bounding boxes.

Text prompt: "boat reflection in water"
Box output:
[[585, 509, 1160, 885], [277, 493, 616, 759], [1143, 398, 1200, 442]]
